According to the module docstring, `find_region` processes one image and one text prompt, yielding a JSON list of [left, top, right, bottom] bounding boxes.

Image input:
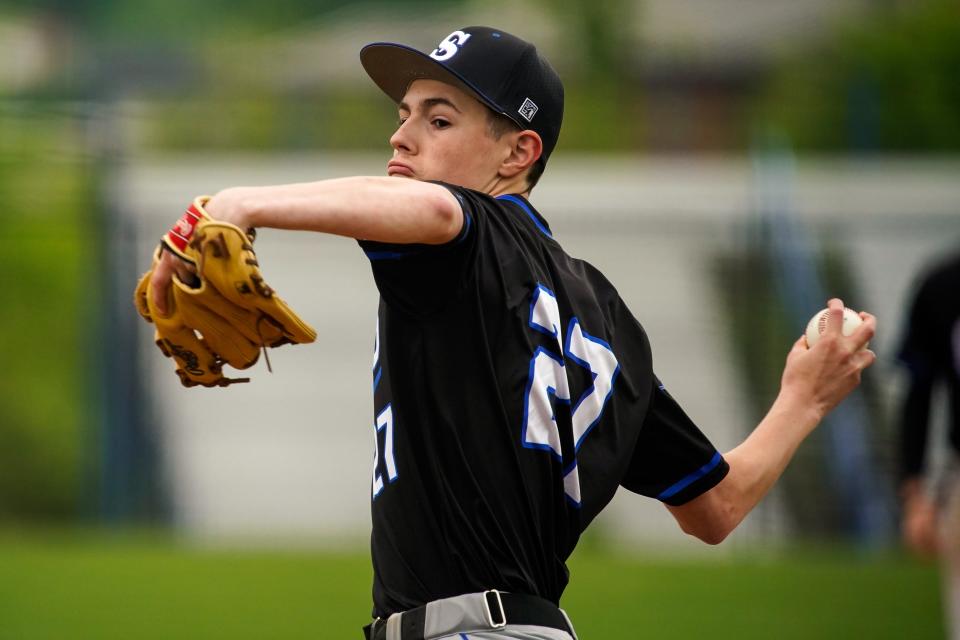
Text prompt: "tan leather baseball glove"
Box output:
[[134, 196, 316, 387]]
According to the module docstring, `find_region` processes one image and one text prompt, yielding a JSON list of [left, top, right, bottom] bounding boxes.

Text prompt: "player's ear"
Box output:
[[498, 130, 542, 181]]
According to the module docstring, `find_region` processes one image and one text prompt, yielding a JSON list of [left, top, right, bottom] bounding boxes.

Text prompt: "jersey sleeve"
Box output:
[[356, 183, 480, 315], [620, 377, 729, 506]]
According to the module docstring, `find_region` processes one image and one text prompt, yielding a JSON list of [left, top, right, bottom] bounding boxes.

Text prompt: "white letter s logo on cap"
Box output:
[[430, 30, 471, 61]]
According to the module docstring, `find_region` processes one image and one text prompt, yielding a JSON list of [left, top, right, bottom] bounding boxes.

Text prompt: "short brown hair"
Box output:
[[485, 111, 546, 191]]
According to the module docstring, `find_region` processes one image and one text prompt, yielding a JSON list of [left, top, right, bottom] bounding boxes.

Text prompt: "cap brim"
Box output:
[[360, 43, 513, 123]]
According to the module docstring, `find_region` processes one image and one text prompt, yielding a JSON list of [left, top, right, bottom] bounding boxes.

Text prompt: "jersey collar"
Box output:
[[496, 194, 552, 238]]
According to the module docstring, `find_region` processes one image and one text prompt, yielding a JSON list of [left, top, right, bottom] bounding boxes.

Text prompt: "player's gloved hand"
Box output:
[[134, 196, 317, 388]]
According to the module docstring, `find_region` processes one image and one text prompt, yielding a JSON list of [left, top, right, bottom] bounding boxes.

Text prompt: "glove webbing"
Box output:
[[189, 228, 284, 374]]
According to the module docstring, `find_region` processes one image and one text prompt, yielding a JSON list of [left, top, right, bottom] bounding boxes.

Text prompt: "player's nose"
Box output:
[[389, 119, 416, 155]]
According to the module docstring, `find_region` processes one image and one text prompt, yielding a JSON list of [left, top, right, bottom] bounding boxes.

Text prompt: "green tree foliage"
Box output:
[[757, 0, 960, 151], [0, 110, 95, 520], [5, 0, 465, 40]]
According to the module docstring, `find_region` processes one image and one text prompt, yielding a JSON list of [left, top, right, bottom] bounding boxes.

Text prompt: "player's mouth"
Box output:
[[387, 160, 415, 177]]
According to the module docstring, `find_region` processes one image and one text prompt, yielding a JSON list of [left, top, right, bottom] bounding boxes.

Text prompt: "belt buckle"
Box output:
[[482, 590, 507, 629]]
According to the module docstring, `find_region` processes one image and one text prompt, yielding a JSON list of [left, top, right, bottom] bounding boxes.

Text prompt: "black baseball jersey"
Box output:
[[897, 250, 960, 480], [358, 184, 728, 617]]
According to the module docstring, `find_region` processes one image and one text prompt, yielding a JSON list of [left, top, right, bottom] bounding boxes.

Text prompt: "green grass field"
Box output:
[[0, 529, 944, 639]]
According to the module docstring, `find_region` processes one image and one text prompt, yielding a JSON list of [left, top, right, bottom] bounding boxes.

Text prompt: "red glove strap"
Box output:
[[164, 197, 210, 260]]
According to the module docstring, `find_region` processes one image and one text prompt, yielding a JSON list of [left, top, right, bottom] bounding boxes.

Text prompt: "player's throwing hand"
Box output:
[[780, 298, 877, 420]]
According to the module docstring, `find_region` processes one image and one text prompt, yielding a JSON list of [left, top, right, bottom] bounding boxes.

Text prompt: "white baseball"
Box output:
[[805, 307, 864, 349]]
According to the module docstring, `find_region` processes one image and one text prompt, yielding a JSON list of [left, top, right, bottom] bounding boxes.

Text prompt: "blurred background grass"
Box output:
[[1, 0, 957, 637], [0, 530, 943, 639]]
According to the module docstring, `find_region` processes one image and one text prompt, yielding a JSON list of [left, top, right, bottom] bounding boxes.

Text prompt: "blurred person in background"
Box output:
[[897, 248, 960, 639]]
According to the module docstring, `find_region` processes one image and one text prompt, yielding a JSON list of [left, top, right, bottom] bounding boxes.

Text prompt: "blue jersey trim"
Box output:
[[497, 194, 552, 238], [364, 249, 412, 261], [456, 210, 472, 245], [657, 452, 723, 501]]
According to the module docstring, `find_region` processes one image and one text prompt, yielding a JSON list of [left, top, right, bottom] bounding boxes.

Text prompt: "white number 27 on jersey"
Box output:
[[523, 284, 620, 507]]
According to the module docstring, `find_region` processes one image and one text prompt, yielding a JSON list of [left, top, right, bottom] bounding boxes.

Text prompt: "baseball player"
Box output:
[[897, 249, 960, 639], [148, 26, 877, 640]]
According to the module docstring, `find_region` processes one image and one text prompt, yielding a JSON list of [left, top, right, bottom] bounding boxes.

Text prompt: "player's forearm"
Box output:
[[669, 391, 822, 544], [718, 391, 824, 527], [209, 177, 463, 244]]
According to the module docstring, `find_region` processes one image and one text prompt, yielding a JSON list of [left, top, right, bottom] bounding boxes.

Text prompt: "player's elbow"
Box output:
[[668, 491, 740, 545], [421, 186, 463, 244], [690, 521, 733, 546], [676, 515, 732, 545]]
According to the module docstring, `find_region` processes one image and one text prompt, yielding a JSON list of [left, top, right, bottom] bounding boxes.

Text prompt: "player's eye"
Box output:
[[432, 118, 450, 129], [396, 117, 407, 127]]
